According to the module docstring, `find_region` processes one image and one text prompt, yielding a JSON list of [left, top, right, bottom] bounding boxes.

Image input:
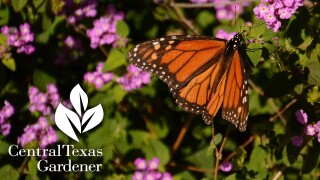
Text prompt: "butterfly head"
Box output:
[[225, 33, 242, 55], [229, 33, 242, 50]]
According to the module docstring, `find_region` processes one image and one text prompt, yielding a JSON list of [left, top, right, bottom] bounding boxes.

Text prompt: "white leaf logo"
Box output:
[[54, 84, 104, 142]]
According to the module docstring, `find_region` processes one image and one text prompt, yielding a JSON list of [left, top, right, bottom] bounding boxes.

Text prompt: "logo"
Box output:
[[8, 84, 104, 172], [55, 84, 104, 142]]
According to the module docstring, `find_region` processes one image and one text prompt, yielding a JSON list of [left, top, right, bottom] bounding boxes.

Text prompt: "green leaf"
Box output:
[[0, 140, 10, 155], [0, 34, 6, 44], [11, 0, 28, 12], [28, 158, 38, 178], [250, 19, 267, 38], [102, 146, 114, 163], [113, 85, 127, 103], [294, 83, 304, 95], [116, 20, 129, 37], [225, 173, 238, 180], [302, 142, 320, 174], [206, 133, 223, 156], [0, 165, 19, 180], [2, 58, 16, 71], [298, 36, 313, 50], [33, 68, 56, 91], [306, 62, 320, 86], [307, 86, 320, 105], [247, 146, 268, 179], [186, 146, 214, 170], [196, 10, 215, 28], [145, 139, 170, 165], [246, 43, 262, 66], [207, 140, 215, 156], [32, 0, 45, 9], [104, 49, 127, 71], [231, 147, 247, 170], [282, 143, 301, 166], [0, 7, 9, 25]]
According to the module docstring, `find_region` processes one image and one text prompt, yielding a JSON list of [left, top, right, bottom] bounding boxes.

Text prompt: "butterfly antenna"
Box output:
[[234, 5, 238, 32]]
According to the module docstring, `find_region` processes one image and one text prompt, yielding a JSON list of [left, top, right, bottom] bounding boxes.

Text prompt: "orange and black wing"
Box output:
[[127, 35, 249, 131], [221, 50, 249, 131]]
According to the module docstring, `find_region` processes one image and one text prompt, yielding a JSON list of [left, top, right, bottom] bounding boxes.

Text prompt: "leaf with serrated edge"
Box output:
[[55, 103, 81, 142], [82, 104, 104, 133], [70, 84, 88, 116]]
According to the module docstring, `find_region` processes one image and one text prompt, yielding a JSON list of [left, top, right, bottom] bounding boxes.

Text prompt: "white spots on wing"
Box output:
[[153, 64, 157, 68], [134, 53, 137, 57], [154, 44, 161, 50], [160, 38, 165, 41], [137, 58, 141, 62], [133, 47, 138, 52], [165, 45, 172, 50], [168, 40, 174, 44], [242, 96, 247, 104], [151, 53, 157, 60], [171, 36, 177, 39]]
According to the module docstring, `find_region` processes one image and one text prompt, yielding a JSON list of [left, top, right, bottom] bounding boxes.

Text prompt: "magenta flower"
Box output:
[[292, 135, 303, 147], [28, 84, 61, 115], [132, 171, 144, 180], [161, 172, 173, 180], [117, 64, 151, 91], [86, 5, 125, 48], [83, 62, 114, 89], [220, 161, 232, 172], [2, 23, 35, 54], [134, 157, 147, 170], [279, 8, 292, 19], [304, 125, 316, 136], [148, 158, 160, 170], [215, 29, 236, 40], [295, 109, 308, 124], [59, 0, 97, 25], [18, 117, 58, 148], [314, 121, 320, 133], [253, 0, 305, 32], [0, 100, 14, 136], [133, 157, 173, 180]]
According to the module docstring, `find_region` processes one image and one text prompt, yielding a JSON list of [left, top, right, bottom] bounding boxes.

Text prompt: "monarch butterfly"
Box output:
[[127, 33, 250, 132]]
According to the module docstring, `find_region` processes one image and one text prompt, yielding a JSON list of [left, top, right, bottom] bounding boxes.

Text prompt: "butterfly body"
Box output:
[[128, 33, 249, 131]]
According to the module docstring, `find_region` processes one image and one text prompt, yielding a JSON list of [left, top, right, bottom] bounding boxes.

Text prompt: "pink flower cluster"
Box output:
[[0, 100, 14, 136], [254, 0, 304, 32], [292, 109, 320, 147], [117, 64, 151, 91], [84, 62, 114, 89], [1, 23, 35, 54], [28, 84, 61, 116], [17, 117, 58, 149], [86, 5, 125, 48], [190, 0, 251, 20], [133, 157, 172, 180], [215, 29, 236, 40], [61, 0, 97, 25]]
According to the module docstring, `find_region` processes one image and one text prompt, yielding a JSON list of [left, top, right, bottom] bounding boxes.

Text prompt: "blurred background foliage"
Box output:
[[0, 0, 320, 179]]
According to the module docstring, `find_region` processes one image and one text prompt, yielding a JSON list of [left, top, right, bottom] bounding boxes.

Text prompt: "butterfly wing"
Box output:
[[221, 50, 249, 131], [128, 35, 249, 131], [128, 35, 227, 91]]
